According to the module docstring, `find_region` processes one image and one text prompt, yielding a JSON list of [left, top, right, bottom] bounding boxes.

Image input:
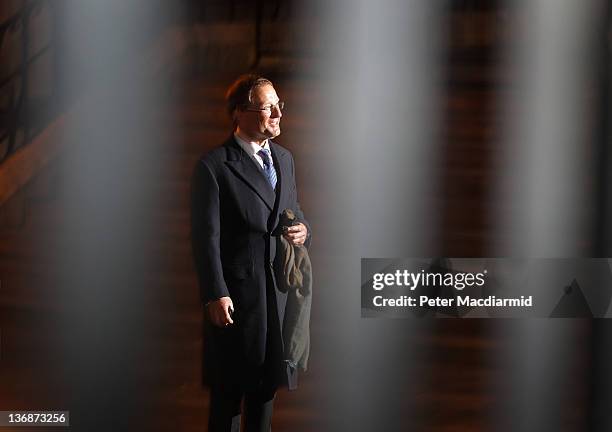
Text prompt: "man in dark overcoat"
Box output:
[[191, 75, 310, 432]]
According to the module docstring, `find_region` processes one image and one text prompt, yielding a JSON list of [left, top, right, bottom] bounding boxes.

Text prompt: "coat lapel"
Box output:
[[224, 137, 276, 211], [270, 143, 290, 215]]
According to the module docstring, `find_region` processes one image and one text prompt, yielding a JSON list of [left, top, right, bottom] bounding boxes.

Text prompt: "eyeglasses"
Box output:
[[243, 101, 285, 115]]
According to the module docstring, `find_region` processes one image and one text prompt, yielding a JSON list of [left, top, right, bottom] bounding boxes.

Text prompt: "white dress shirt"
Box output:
[[234, 133, 274, 171]]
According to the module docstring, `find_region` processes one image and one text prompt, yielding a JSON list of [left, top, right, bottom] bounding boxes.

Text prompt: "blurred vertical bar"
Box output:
[[594, 2, 612, 257], [493, 0, 598, 257], [492, 1, 601, 430], [313, 0, 444, 430], [589, 2, 612, 430], [51, 1, 176, 430]]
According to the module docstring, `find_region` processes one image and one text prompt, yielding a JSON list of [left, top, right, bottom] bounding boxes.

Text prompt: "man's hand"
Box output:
[[283, 222, 308, 246], [207, 296, 234, 327]]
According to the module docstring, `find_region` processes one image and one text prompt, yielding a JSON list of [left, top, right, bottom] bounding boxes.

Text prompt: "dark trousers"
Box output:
[[207, 319, 281, 431], [208, 271, 284, 431], [208, 377, 277, 432]]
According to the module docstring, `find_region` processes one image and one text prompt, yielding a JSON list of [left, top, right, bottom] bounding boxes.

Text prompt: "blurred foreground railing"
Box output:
[[0, 0, 54, 164]]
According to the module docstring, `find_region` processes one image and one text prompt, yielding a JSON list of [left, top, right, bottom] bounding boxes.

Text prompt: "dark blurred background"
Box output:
[[0, 0, 611, 431]]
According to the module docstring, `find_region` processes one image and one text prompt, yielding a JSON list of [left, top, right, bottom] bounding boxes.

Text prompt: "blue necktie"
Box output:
[[258, 148, 277, 190]]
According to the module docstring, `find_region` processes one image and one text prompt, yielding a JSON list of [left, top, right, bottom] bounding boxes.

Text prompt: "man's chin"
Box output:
[[266, 128, 281, 139]]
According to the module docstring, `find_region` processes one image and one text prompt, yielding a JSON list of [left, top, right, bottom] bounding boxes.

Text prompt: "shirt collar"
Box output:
[[234, 132, 270, 158]]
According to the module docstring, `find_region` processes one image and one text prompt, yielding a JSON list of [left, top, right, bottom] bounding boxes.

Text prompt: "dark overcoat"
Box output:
[[191, 135, 310, 387]]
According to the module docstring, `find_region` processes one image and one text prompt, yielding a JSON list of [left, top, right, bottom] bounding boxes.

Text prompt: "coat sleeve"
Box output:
[[191, 159, 230, 303]]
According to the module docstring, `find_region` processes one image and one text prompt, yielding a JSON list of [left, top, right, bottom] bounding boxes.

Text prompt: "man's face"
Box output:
[[236, 84, 282, 142]]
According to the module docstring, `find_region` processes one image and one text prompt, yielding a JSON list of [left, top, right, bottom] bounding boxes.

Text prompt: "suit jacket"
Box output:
[[191, 135, 310, 387]]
